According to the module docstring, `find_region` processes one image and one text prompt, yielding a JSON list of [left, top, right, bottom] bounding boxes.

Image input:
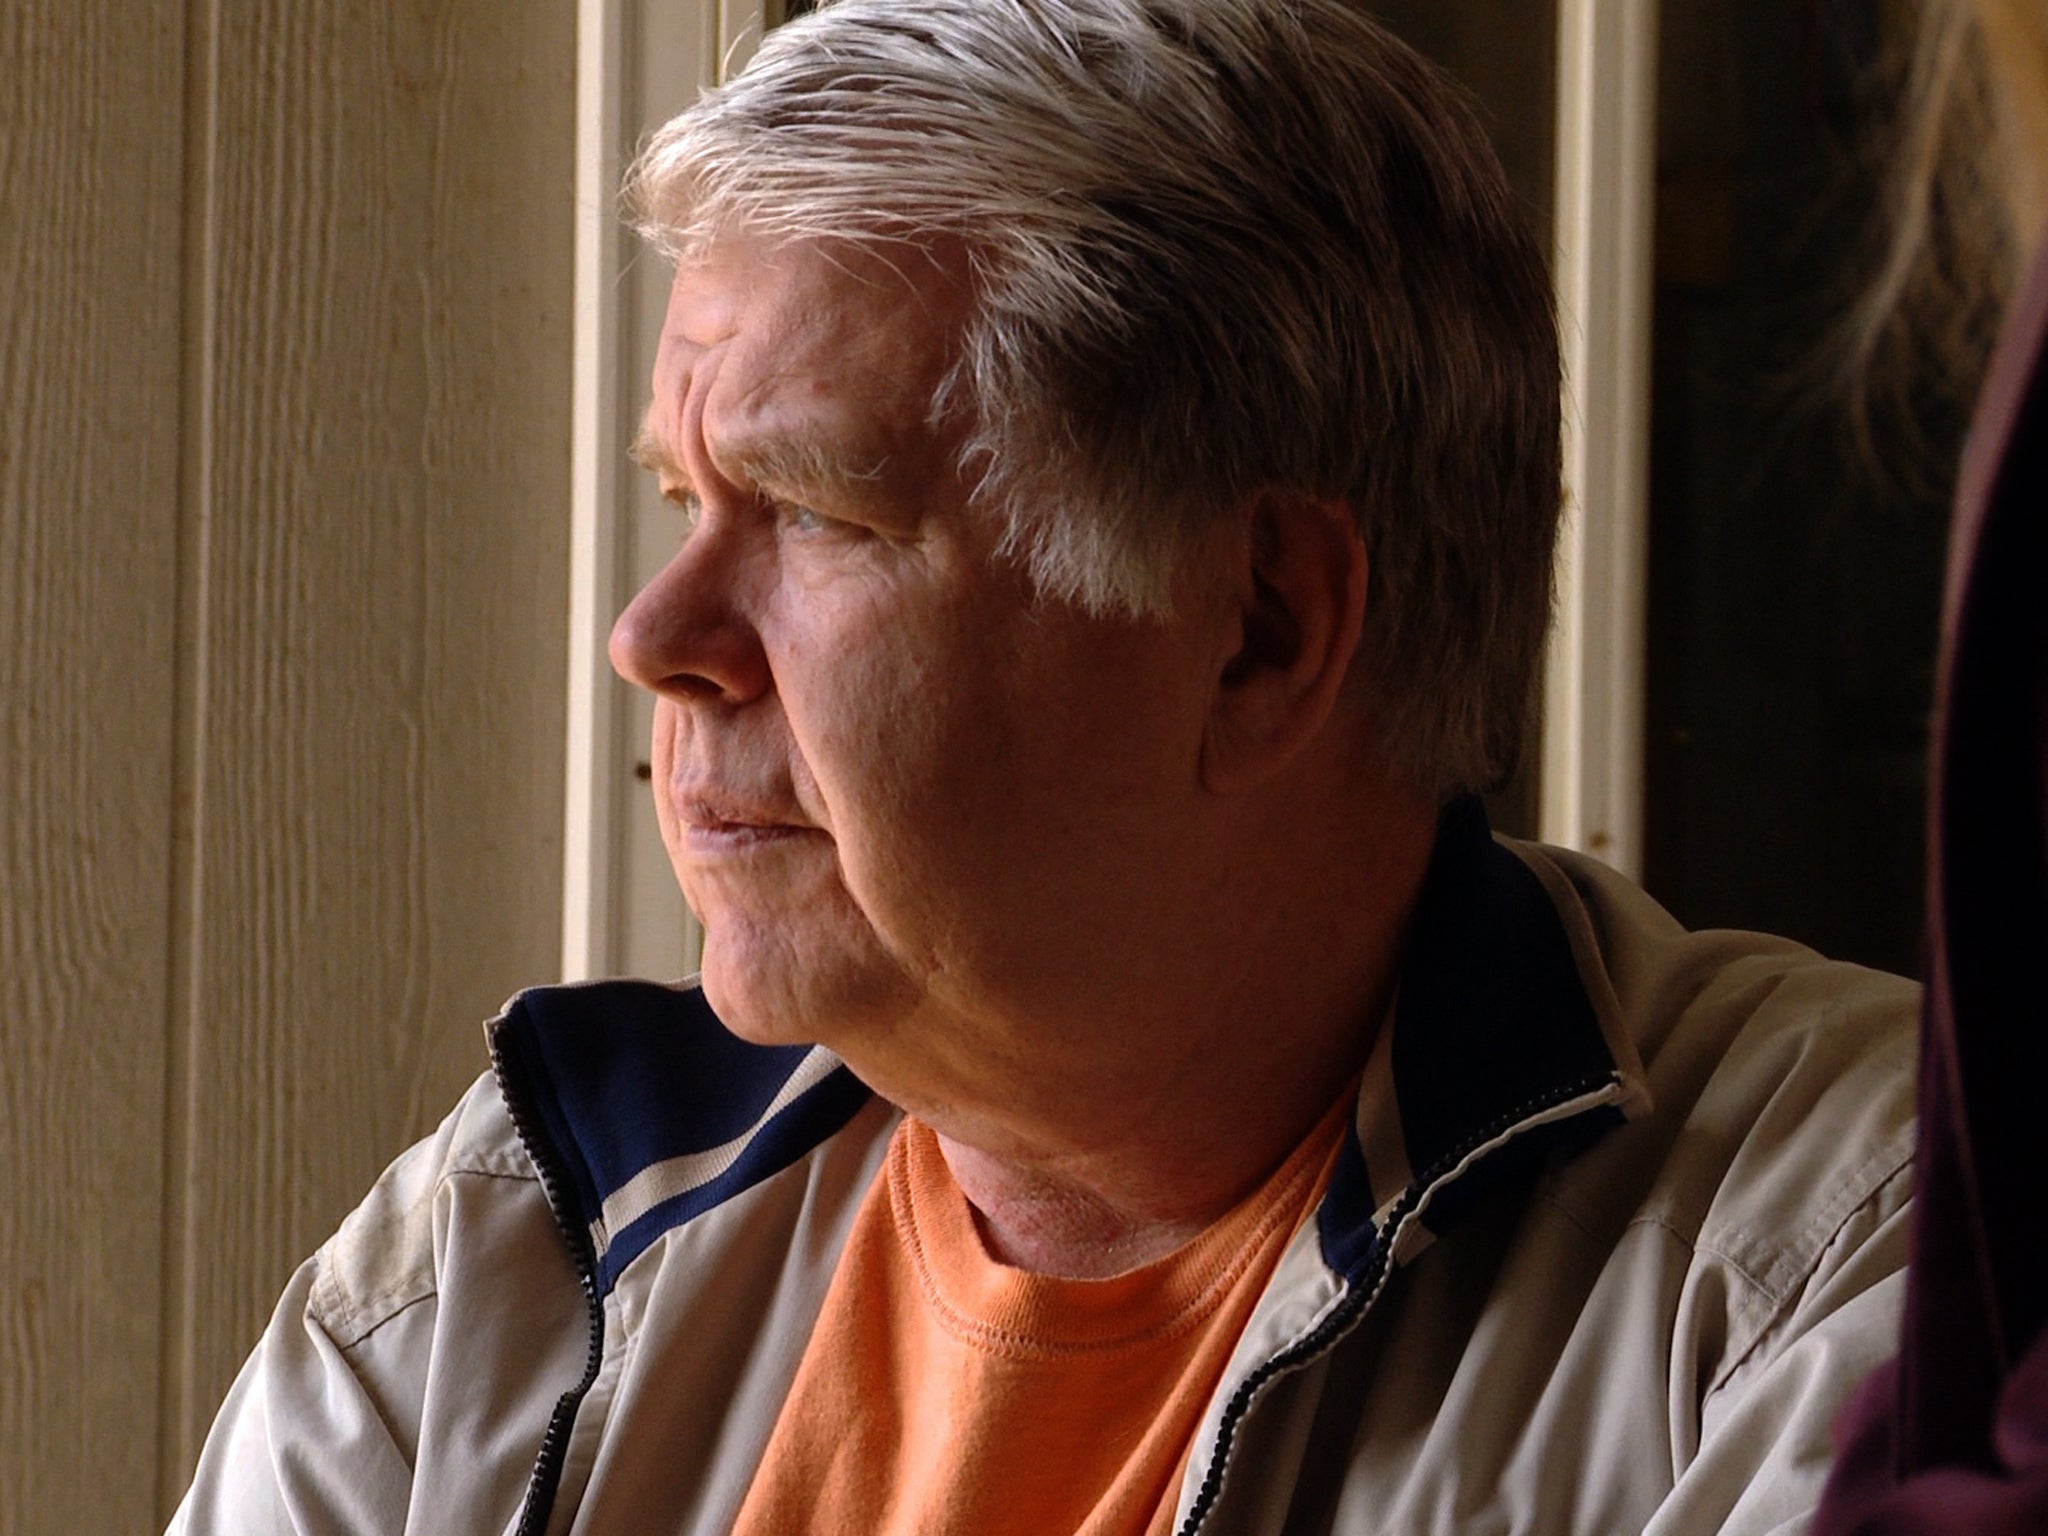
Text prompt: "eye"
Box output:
[[665, 487, 703, 536], [775, 499, 833, 535]]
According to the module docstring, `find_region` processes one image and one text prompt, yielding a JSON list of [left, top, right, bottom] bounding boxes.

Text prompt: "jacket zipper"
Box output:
[[490, 1021, 609, 1536], [1173, 1070, 1621, 1536]]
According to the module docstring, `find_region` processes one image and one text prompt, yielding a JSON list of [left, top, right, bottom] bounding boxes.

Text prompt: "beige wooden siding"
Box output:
[[1, 2, 576, 1528]]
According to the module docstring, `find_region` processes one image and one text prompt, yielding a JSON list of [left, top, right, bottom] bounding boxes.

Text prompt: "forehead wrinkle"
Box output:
[[700, 350, 910, 499], [655, 240, 969, 509]]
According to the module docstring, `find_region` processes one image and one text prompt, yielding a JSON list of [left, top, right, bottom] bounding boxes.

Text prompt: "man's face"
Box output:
[[611, 239, 1226, 1100]]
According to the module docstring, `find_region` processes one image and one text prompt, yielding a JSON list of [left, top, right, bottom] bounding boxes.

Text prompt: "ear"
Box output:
[[1200, 491, 1369, 793]]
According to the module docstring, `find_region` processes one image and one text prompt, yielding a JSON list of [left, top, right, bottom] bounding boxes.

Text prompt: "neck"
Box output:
[[929, 773, 1438, 1279], [934, 1037, 1372, 1278], [936, 1137, 1224, 1277], [932, 859, 1415, 1277]]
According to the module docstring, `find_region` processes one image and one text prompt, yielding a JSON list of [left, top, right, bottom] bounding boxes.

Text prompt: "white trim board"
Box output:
[[561, 0, 629, 984], [1543, 0, 1658, 879]]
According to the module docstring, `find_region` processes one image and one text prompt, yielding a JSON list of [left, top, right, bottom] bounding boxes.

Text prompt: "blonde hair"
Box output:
[[1856, 0, 2048, 393], [1974, 0, 2048, 243]]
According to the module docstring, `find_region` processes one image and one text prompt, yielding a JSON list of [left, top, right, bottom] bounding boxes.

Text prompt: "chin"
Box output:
[[695, 923, 919, 1056], [696, 959, 817, 1048]]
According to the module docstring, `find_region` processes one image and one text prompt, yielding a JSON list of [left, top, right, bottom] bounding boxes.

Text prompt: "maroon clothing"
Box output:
[[1812, 247, 2048, 1532]]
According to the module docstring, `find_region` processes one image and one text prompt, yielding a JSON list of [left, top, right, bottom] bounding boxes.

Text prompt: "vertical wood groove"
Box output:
[[156, 0, 218, 1507], [3, 3, 187, 1529]]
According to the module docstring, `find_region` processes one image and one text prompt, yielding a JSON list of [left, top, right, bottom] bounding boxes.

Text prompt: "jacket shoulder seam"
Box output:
[[310, 1157, 541, 1349], [1708, 1121, 1916, 1305], [330, 1283, 439, 1354], [1703, 1153, 1914, 1397], [1617, 1210, 1779, 1303]]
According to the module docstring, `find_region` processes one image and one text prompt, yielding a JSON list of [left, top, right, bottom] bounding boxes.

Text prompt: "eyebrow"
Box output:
[[629, 417, 888, 497], [630, 419, 683, 482]]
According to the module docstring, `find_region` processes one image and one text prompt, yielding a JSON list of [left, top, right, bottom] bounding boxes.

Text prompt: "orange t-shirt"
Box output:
[[727, 1097, 1350, 1536]]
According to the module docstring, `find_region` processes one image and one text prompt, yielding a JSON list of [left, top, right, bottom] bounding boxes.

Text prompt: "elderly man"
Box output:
[[171, 2, 1916, 1533]]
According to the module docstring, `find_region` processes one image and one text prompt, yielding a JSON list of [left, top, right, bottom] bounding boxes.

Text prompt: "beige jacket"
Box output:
[[170, 806, 1917, 1535]]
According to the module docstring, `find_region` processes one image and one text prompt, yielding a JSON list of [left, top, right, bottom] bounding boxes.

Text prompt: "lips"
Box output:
[[672, 784, 811, 851]]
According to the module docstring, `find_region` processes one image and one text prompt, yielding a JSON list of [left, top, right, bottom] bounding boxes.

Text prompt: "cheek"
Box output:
[[774, 582, 957, 808], [795, 656, 960, 861], [774, 610, 996, 903], [854, 679, 1099, 940]]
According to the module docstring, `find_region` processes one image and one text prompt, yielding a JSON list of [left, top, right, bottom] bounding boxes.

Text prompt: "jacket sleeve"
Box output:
[[164, 1074, 579, 1536], [165, 1256, 427, 1536]]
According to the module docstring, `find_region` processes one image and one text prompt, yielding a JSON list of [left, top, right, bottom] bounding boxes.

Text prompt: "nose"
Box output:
[[608, 530, 773, 706]]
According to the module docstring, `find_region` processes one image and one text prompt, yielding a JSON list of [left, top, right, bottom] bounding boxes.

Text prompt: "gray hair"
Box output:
[[627, 0, 1559, 799]]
